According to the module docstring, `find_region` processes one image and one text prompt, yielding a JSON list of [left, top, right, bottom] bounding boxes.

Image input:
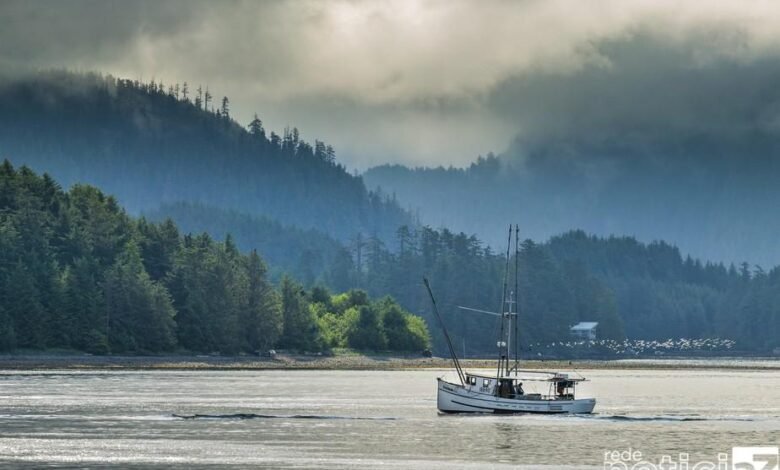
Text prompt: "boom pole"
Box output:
[[423, 278, 465, 385]]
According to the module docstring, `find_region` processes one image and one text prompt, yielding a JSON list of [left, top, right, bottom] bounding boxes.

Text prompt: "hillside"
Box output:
[[0, 71, 411, 243], [324, 224, 779, 353], [0, 161, 429, 354], [364, 141, 780, 267], [144, 202, 347, 287], [3, 161, 777, 354]]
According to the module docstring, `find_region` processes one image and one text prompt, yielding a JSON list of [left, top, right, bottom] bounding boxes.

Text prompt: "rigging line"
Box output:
[[423, 277, 465, 386], [497, 225, 512, 381], [457, 306, 501, 316]]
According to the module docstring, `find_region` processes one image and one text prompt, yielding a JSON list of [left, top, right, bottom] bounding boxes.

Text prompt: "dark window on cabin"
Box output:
[[483, 379, 490, 387], [470, 377, 476, 385]]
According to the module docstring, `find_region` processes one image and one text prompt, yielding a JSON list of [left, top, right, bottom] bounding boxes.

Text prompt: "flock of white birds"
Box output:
[[528, 338, 737, 355]]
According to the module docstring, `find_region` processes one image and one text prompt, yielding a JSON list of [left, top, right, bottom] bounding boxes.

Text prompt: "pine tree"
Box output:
[[248, 114, 265, 138], [220, 96, 229, 118], [104, 242, 176, 352], [5, 262, 46, 348], [279, 276, 320, 351], [204, 87, 212, 111], [243, 250, 282, 351]]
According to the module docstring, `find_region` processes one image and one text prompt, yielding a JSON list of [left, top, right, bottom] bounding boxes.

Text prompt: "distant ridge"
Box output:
[[144, 202, 346, 286], [0, 70, 412, 244], [365, 141, 780, 267]]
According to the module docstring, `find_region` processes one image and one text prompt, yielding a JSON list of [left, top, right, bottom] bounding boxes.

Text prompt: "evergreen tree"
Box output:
[[278, 276, 320, 351], [242, 250, 282, 351], [248, 114, 265, 138], [348, 305, 387, 351], [220, 96, 230, 118], [103, 242, 176, 352]]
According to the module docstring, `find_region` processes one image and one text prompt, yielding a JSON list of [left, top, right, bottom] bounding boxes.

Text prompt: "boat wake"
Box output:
[[581, 414, 757, 422], [172, 413, 397, 421]]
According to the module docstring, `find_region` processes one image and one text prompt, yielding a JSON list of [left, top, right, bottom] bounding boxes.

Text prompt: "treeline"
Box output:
[[0, 70, 411, 244], [547, 231, 779, 351], [364, 139, 780, 268], [145, 202, 345, 286], [315, 227, 778, 353], [143, 202, 779, 353], [0, 161, 429, 353], [311, 289, 429, 352], [317, 227, 627, 355]]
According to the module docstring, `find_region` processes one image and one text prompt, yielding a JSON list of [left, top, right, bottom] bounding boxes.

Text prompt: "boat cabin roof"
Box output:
[[465, 371, 586, 382]]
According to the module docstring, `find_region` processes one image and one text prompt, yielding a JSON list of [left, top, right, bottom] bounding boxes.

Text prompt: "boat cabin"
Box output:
[[463, 372, 581, 401]]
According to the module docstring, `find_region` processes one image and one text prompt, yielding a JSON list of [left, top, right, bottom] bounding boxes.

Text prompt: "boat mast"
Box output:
[[497, 225, 512, 381], [513, 224, 520, 375]]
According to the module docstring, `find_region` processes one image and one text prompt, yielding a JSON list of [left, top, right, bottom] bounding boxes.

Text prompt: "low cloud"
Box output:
[[3, 0, 780, 167]]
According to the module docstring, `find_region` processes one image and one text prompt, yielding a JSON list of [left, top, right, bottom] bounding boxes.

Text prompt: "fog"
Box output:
[[4, 0, 780, 168]]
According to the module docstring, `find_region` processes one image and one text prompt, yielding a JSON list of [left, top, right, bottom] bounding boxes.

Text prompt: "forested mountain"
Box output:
[[547, 231, 778, 349], [0, 161, 428, 353], [1, 71, 777, 355], [2, 161, 777, 354], [347, 226, 778, 353], [364, 139, 780, 267], [145, 202, 344, 286], [0, 71, 411, 244]]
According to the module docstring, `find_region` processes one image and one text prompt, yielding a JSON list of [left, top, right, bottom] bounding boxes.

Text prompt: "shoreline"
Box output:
[[0, 353, 777, 371]]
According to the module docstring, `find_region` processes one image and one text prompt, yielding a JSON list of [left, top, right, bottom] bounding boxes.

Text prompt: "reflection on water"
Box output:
[[0, 365, 777, 468]]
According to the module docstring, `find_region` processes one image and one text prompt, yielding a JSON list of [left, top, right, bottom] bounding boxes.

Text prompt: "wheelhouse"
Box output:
[[462, 371, 584, 401]]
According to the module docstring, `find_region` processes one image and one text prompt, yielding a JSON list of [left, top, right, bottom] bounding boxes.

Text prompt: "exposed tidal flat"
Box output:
[[0, 351, 778, 371]]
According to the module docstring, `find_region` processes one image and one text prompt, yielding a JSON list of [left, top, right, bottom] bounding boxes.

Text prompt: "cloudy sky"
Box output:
[[3, 0, 780, 169]]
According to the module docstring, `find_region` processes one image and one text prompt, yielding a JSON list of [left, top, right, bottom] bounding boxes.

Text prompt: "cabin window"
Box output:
[[483, 379, 490, 387], [469, 377, 476, 385]]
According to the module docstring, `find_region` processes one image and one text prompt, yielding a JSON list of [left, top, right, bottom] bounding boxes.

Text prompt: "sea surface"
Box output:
[[0, 360, 778, 469]]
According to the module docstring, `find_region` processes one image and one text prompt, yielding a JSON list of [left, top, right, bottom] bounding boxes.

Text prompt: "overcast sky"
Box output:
[[3, 0, 780, 169]]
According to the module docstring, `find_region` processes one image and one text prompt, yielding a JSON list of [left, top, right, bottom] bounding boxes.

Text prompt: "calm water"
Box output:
[[0, 363, 778, 468]]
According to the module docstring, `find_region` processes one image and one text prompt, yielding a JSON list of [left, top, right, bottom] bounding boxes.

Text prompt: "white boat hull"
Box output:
[[437, 378, 596, 414]]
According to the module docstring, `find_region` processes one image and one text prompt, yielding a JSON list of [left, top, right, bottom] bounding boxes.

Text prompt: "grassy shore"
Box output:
[[0, 352, 777, 371]]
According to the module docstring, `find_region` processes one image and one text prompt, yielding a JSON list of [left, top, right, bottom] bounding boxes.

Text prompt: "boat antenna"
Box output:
[[514, 224, 520, 375], [423, 277, 465, 385], [497, 225, 512, 380]]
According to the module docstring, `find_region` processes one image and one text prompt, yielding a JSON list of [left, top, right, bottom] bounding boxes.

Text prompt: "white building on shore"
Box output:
[[570, 322, 598, 341]]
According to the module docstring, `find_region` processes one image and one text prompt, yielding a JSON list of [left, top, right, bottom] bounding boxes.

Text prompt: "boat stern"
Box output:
[[571, 397, 597, 414]]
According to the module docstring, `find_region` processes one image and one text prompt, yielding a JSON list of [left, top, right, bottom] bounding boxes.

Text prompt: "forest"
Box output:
[[145, 202, 345, 285], [151, 202, 779, 353], [0, 71, 777, 356], [0, 161, 429, 354], [0, 71, 410, 245], [313, 225, 778, 354], [364, 141, 780, 268]]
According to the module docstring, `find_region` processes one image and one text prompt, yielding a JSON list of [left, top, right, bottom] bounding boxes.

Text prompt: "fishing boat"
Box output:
[[424, 225, 596, 414]]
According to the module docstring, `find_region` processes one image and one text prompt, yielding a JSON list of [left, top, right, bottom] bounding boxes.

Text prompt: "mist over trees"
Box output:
[[327, 225, 777, 353], [1, 71, 778, 355], [0, 71, 410, 245], [364, 140, 780, 267], [359, 33, 780, 268], [144, 202, 344, 285]]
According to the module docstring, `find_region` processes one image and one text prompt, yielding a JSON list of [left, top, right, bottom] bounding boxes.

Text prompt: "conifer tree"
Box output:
[[221, 96, 229, 118], [248, 114, 264, 138]]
